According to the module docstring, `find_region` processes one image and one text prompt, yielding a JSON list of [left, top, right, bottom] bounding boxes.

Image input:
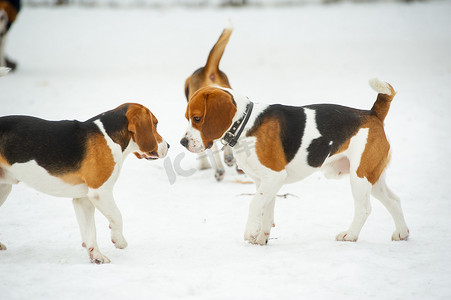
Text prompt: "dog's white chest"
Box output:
[[7, 160, 88, 198]]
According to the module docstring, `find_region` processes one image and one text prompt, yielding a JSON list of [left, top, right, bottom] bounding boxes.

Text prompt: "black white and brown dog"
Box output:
[[0, 0, 20, 70], [0, 104, 169, 263], [181, 79, 409, 245], [184, 22, 235, 181]]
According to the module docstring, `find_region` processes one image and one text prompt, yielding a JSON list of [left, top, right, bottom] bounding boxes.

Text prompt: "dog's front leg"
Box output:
[[210, 143, 225, 181], [223, 145, 235, 167], [0, 183, 13, 250], [73, 196, 110, 264], [87, 189, 128, 250], [244, 173, 285, 245]]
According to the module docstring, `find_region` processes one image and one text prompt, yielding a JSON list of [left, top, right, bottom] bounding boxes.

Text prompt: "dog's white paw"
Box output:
[[392, 228, 409, 241], [215, 169, 225, 182], [112, 235, 128, 249], [0, 242, 7, 250], [88, 247, 111, 264], [244, 221, 269, 245], [224, 154, 235, 167], [336, 231, 358, 242]]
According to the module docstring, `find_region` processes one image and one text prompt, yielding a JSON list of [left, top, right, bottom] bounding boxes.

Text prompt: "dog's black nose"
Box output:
[[167, 143, 170, 149], [180, 138, 188, 148]]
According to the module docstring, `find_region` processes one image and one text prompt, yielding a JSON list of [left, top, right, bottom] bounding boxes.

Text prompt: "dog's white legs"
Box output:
[[223, 145, 235, 167], [336, 175, 372, 242], [0, 183, 12, 207], [73, 197, 110, 264], [197, 143, 225, 181], [371, 172, 409, 241], [245, 172, 285, 245], [87, 189, 128, 250], [197, 153, 211, 170], [0, 183, 12, 250], [210, 143, 225, 181]]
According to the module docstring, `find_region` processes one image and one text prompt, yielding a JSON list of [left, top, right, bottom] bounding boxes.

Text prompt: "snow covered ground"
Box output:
[[1, 1, 451, 299]]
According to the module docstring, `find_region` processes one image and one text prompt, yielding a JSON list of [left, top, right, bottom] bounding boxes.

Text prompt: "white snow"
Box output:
[[1, 1, 451, 299]]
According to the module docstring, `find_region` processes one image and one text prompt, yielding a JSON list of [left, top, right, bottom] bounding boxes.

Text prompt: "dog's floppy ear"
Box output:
[[202, 90, 237, 140], [126, 104, 157, 152]]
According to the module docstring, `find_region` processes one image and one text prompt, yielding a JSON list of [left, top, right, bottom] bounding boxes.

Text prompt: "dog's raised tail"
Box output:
[[0, 67, 11, 77], [369, 78, 396, 122], [205, 20, 233, 74]]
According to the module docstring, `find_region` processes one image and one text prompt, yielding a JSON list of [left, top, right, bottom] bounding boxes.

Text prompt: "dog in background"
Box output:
[[0, 0, 20, 70], [184, 22, 236, 181], [0, 104, 169, 263], [181, 79, 409, 245]]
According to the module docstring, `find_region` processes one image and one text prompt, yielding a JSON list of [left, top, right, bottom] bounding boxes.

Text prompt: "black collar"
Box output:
[[221, 101, 254, 148]]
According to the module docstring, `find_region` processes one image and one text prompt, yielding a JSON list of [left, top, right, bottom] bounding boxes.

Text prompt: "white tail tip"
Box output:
[[0, 67, 11, 77], [369, 78, 393, 95], [224, 18, 233, 30]]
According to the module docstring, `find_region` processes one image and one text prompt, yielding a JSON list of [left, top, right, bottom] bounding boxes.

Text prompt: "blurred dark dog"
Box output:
[[0, 0, 20, 70]]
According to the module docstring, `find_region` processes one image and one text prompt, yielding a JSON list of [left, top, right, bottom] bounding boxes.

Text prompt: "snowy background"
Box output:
[[1, 0, 451, 299]]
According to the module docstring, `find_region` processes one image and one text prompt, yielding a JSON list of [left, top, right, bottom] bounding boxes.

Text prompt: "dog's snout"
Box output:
[[180, 137, 188, 148]]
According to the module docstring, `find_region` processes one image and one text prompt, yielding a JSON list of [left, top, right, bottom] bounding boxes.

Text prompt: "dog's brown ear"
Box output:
[[202, 90, 237, 140], [126, 104, 157, 152]]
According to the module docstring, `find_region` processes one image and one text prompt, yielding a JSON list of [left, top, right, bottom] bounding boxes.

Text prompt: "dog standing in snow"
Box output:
[[181, 79, 409, 245], [184, 22, 235, 181], [0, 103, 169, 263]]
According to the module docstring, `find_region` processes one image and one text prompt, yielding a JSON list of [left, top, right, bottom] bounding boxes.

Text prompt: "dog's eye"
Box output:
[[193, 117, 201, 123]]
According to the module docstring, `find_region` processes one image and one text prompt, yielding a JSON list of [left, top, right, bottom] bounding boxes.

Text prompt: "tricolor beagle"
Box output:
[[0, 103, 169, 263], [181, 79, 409, 245], [184, 22, 235, 181], [0, 0, 20, 69]]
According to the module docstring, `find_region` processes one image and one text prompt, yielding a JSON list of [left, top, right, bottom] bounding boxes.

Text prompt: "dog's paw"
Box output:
[[336, 231, 358, 242], [245, 232, 269, 245], [224, 154, 235, 167], [244, 222, 269, 245], [88, 247, 111, 264], [215, 169, 225, 182], [392, 228, 409, 241], [112, 236, 128, 249], [0, 242, 7, 250]]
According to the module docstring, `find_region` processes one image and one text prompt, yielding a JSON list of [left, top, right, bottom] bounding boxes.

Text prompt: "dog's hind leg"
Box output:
[[336, 175, 372, 242], [73, 196, 111, 264], [371, 172, 409, 241], [0, 183, 12, 250]]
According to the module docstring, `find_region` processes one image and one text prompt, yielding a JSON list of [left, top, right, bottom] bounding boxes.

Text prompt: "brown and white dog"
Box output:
[[0, 0, 20, 69], [0, 103, 169, 263], [181, 79, 409, 245], [184, 22, 235, 181]]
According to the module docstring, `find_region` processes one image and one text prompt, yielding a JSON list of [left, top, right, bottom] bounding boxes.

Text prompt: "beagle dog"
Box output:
[[181, 79, 409, 245], [0, 0, 20, 70], [184, 22, 235, 181], [0, 103, 169, 263]]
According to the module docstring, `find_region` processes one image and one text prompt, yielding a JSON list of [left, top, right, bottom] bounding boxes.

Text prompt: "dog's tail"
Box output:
[[204, 20, 233, 75], [369, 78, 396, 122], [0, 67, 11, 77]]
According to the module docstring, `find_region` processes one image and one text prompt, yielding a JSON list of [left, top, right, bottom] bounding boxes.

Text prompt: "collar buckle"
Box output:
[[221, 101, 254, 149], [221, 132, 235, 145]]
